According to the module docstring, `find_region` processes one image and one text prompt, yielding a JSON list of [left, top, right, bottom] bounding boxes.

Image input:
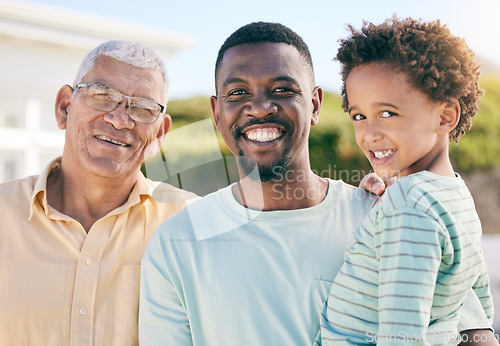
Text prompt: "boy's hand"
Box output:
[[360, 173, 396, 195]]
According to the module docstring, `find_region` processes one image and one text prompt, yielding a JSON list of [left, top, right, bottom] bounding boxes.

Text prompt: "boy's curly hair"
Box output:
[[336, 16, 483, 142]]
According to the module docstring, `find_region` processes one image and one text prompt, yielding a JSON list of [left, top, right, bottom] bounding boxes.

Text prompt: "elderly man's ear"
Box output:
[[144, 113, 172, 160], [55, 85, 74, 130]]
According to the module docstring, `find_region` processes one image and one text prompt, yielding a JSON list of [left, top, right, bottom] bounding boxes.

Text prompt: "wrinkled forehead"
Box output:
[[84, 56, 166, 103]]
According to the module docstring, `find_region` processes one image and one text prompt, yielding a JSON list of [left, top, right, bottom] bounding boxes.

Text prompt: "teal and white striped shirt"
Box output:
[[321, 171, 493, 345]]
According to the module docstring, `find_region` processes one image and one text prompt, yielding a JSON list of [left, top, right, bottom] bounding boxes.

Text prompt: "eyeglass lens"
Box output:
[[84, 84, 161, 124]]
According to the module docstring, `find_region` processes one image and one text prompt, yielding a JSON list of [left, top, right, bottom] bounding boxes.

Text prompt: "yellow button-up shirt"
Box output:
[[0, 158, 198, 345]]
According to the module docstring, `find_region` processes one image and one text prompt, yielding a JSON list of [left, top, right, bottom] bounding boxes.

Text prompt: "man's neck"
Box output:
[[232, 169, 328, 211], [46, 164, 138, 233]]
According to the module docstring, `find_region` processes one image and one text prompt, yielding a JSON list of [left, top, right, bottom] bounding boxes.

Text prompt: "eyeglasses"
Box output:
[[77, 83, 165, 124]]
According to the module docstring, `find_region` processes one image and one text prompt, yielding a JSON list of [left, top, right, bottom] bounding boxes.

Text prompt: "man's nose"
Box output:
[[244, 92, 278, 119], [103, 99, 135, 130]]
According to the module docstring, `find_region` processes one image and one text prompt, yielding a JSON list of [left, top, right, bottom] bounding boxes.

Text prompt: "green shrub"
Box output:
[[144, 75, 500, 186]]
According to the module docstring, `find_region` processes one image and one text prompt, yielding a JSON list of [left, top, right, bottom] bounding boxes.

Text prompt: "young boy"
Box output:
[[320, 17, 494, 345]]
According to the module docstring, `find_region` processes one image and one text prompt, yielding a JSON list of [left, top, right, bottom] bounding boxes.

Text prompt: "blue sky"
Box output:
[[31, 0, 500, 100]]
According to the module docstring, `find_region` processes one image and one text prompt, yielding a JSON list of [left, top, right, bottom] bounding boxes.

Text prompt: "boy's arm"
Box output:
[[376, 206, 443, 344], [458, 288, 497, 345], [139, 232, 193, 345]]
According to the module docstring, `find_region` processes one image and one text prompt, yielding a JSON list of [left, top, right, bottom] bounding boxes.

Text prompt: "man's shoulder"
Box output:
[[153, 186, 231, 241], [326, 178, 377, 208], [147, 179, 200, 205], [0, 175, 37, 201], [157, 185, 226, 218], [0, 176, 38, 221]]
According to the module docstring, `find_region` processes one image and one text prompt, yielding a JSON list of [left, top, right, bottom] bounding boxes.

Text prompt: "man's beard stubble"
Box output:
[[236, 148, 292, 183], [232, 118, 295, 183]]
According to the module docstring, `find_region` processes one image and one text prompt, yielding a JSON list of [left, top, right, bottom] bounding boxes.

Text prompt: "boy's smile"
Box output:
[[346, 62, 453, 179]]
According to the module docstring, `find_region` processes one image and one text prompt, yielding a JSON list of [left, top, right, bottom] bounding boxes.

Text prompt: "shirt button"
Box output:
[[79, 307, 87, 316], [85, 258, 92, 266]]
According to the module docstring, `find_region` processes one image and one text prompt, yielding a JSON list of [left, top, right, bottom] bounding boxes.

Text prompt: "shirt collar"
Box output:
[[29, 157, 158, 221], [111, 172, 160, 216], [30, 157, 62, 220]]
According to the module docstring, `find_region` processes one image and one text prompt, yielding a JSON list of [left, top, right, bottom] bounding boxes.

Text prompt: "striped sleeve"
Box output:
[[374, 206, 447, 344], [472, 262, 495, 324]]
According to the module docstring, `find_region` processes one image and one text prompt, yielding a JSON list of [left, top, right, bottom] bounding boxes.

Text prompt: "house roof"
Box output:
[[0, 0, 194, 59]]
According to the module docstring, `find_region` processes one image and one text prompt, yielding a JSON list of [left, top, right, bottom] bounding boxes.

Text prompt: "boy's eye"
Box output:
[[351, 114, 365, 121], [381, 111, 397, 118]]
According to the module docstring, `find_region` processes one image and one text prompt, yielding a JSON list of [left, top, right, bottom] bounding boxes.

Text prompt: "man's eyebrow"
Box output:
[[221, 76, 300, 89], [270, 76, 299, 84], [89, 79, 110, 87], [221, 77, 247, 89]]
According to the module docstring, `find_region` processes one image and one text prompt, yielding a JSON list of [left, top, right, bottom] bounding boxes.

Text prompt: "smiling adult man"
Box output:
[[139, 22, 375, 345], [139, 22, 493, 346], [0, 40, 197, 345]]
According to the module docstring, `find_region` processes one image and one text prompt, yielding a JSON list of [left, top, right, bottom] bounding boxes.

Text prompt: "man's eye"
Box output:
[[381, 111, 397, 118], [351, 114, 365, 121], [93, 92, 111, 99], [273, 87, 293, 94], [228, 89, 247, 96]]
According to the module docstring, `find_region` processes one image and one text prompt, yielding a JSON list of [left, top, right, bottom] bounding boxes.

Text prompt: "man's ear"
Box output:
[[437, 100, 460, 136], [311, 86, 323, 126], [210, 95, 221, 134], [144, 114, 172, 160], [55, 85, 74, 129], [157, 113, 172, 142]]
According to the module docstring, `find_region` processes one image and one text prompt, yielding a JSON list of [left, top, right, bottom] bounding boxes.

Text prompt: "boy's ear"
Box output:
[[437, 100, 460, 136]]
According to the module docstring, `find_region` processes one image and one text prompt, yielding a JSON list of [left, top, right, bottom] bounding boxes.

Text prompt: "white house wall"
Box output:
[[0, 0, 192, 182]]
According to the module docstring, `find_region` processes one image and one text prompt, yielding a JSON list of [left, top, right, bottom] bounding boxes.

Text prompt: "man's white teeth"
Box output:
[[95, 135, 128, 147], [245, 129, 282, 142], [373, 149, 395, 159]]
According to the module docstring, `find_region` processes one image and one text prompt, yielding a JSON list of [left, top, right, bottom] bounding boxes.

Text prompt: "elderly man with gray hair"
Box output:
[[0, 40, 197, 345]]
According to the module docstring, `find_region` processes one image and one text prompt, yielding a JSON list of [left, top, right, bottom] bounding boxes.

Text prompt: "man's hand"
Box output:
[[459, 329, 499, 345], [359, 173, 396, 195]]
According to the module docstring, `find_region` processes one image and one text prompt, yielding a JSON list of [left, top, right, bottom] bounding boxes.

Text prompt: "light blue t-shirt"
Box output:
[[140, 177, 492, 345], [139, 179, 375, 345]]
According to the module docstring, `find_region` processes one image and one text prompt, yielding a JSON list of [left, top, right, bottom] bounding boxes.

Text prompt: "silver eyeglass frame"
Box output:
[[76, 83, 165, 124]]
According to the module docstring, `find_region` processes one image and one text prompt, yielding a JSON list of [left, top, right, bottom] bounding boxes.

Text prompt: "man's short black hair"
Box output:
[[214, 21, 315, 93]]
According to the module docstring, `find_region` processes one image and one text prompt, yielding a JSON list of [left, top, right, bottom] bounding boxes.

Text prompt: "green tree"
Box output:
[[450, 76, 500, 171]]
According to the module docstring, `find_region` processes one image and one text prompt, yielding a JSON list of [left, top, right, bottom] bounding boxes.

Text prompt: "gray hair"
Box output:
[[73, 40, 169, 101]]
